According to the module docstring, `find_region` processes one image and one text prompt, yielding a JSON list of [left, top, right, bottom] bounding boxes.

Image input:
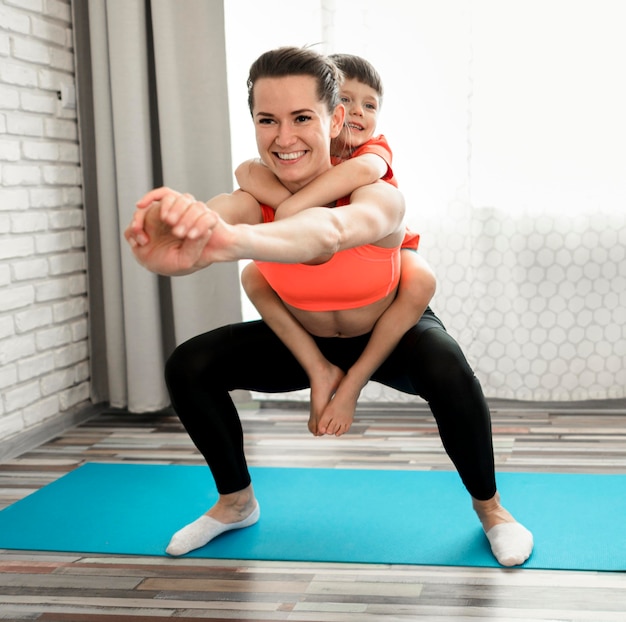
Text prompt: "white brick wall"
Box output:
[[0, 0, 90, 442]]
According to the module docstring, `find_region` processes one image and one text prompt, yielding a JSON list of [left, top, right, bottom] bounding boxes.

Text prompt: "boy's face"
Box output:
[[335, 78, 381, 151]]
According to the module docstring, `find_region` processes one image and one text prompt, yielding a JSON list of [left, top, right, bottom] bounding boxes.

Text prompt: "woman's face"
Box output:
[[252, 75, 345, 192]]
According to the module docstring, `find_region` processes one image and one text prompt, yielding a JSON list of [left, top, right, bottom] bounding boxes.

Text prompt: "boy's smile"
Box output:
[[334, 78, 381, 153]]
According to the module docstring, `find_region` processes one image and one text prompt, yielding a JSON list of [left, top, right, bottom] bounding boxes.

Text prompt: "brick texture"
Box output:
[[0, 0, 90, 442]]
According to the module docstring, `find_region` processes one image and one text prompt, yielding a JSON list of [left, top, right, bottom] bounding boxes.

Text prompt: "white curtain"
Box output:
[[227, 0, 626, 404], [74, 0, 625, 410], [74, 0, 242, 412]]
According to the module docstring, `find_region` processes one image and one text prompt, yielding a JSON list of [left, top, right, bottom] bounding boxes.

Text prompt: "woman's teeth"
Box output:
[[277, 151, 305, 160]]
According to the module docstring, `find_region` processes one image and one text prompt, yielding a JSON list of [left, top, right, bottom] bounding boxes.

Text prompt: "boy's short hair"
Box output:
[[329, 53, 384, 102]]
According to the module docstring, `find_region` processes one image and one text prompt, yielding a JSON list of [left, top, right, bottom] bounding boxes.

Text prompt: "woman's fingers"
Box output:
[[170, 201, 216, 239], [129, 203, 153, 245], [135, 187, 198, 225], [125, 203, 154, 247], [134, 188, 211, 245], [136, 186, 175, 209], [161, 192, 196, 225], [187, 208, 220, 240], [130, 188, 215, 251]]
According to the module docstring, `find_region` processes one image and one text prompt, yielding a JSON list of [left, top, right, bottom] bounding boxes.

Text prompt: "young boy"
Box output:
[[236, 53, 436, 437]]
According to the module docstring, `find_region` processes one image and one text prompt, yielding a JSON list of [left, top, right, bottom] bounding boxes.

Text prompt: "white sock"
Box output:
[[166, 503, 260, 556], [485, 522, 534, 567]]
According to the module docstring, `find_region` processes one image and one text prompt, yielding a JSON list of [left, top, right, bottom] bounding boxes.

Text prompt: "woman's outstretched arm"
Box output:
[[125, 182, 406, 276]]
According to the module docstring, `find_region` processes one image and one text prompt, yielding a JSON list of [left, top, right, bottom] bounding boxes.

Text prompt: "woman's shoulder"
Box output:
[[212, 189, 265, 225]]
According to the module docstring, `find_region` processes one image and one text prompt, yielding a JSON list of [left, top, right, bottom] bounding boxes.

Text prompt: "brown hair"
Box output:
[[247, 46, 343, 115], [329, 53, 384, 103]]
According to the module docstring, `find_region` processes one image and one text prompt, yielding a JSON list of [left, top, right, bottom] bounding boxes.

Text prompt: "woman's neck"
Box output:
[[282, 163, 334, 194]]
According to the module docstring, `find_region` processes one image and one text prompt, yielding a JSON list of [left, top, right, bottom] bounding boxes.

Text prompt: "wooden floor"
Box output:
[[1, 399, 626, 621]]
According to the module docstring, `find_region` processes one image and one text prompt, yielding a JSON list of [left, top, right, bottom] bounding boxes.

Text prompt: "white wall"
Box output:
[[225, 0, 625, 402], [0, 0, 90, 441]]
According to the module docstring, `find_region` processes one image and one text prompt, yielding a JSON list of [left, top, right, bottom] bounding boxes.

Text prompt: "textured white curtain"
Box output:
[[74, 0, 625, 411], [231, 0, 625, 404], [74, 0, 241, 412]]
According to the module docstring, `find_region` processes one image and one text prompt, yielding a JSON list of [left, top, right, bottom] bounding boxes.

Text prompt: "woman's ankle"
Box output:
[[472, 492, 515, 531], [209, 485, 256, 522]]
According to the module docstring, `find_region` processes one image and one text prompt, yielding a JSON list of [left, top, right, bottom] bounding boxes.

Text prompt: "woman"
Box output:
[[125, 46, 533, 566]]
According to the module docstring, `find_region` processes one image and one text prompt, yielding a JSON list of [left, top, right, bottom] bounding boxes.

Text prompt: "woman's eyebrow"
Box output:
[[256, 108, 316, 118]]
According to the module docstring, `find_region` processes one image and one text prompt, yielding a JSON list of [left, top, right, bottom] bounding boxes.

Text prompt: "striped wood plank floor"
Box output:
[[0, 399, 625, 621]]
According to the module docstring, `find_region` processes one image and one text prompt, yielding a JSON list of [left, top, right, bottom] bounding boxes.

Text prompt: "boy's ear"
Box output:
[[330, 104, 346, 139]]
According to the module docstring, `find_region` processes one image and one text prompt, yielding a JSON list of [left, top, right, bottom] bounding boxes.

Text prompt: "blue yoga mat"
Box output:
[[0, 463, 623, 571]]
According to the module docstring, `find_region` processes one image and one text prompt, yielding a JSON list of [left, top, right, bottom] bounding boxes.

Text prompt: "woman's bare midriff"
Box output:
[[285, 290, 396, 338]]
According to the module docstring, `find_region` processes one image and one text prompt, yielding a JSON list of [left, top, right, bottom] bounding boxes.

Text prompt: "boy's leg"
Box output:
[[241, 262, 344, 434], [397, 249, 436, 311], [315, 251, 435, 436]]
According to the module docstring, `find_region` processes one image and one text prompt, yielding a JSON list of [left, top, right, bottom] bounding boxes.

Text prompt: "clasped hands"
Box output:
[[124, 187, 232, 276]]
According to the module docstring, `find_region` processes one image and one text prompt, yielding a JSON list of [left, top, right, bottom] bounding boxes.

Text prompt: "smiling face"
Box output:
[[332, 78, 381, 157], [252, 75, 345, 193]]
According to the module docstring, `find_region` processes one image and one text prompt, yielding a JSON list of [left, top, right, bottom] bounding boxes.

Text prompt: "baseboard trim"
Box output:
[[0, 401, 107, 464], [258, 397, 626, 413]]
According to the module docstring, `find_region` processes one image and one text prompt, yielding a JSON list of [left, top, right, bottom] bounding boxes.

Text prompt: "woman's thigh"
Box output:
[[370, 307, 475, 397], [166, 320, 311, 395]]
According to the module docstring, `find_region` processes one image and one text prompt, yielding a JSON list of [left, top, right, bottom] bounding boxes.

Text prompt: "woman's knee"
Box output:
[[165, 342, 195, 395], [414, 328, 476, 392], [164, 330, 225, 394]]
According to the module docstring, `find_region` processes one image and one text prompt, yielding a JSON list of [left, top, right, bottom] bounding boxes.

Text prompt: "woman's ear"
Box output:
[[330, 104, 346, 138]]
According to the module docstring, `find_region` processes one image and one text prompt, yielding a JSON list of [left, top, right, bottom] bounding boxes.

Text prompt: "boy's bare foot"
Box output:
[[308, 364, 344, 435]]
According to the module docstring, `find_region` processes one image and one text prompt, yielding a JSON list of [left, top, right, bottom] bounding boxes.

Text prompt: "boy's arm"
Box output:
[[317, 253, 437, 436], [234, 158, 292, 207], [275, 153, 388, 219]]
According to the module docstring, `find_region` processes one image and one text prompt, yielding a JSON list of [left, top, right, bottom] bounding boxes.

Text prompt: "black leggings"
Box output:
[[164, 307, 497, 500]]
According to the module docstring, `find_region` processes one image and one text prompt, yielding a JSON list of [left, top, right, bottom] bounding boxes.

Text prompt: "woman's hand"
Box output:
[[125, 187, 227, 275], [124, 198, 218, 276], [126, 187, 191, 248], [129, 187, 209, 243]]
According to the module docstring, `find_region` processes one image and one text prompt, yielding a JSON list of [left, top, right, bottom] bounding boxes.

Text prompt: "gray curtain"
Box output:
[[73, 0, 242, 412]]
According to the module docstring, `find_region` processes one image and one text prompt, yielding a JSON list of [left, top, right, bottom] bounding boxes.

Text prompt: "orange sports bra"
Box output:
[[253, 199, 419, 312]]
